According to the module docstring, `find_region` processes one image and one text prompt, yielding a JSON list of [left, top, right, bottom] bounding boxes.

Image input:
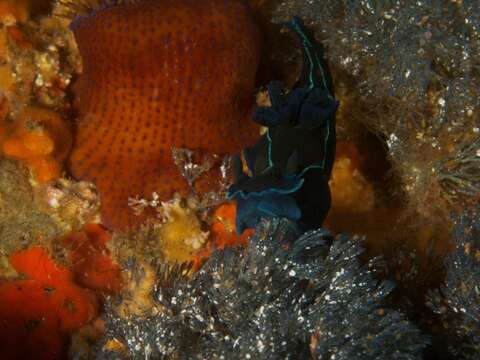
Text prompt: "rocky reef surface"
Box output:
[[0, 0, 478, 359]]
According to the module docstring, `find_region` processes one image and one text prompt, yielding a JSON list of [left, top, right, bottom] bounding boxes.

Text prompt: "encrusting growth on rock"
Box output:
[[2, 107, 72, 183], [68, 0, 261, 230]]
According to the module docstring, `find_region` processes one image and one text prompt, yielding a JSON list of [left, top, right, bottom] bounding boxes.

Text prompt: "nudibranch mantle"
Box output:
[[228, 17, 339, 234], [68, 0, 261, 230]]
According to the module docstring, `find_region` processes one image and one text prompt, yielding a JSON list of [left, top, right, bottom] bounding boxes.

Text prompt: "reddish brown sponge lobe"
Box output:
[[69, 0, 261, 230]]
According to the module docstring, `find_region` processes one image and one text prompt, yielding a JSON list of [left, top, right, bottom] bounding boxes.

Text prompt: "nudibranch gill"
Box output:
[[68, 0, 261, 230]]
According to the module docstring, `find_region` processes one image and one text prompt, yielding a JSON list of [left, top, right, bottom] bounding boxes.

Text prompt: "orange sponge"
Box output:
[[69, 0, 261, 230], [0, 246, 98, 360], [1, 106, 72, 183]]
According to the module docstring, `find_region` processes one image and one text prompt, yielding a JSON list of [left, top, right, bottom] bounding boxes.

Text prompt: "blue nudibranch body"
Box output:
[[228, 17, 339, 234]]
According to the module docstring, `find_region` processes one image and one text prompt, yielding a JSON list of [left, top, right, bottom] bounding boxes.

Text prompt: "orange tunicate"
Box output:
[[1, 106, 72, 183], [192, 202, 254, 270], [0, 246, 98, 360], [210, 202, 254, 249], [64, 223, 123, 294], [69, 0, 261, 230]]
